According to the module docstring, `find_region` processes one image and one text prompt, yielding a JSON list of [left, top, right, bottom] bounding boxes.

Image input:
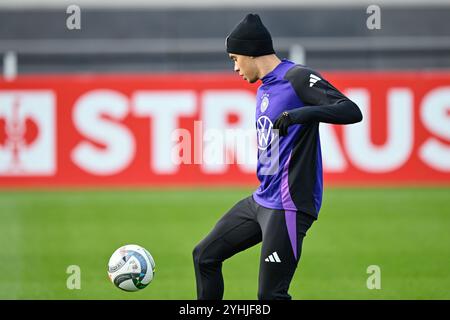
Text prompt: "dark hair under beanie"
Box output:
[[226, 13, 275, 57]]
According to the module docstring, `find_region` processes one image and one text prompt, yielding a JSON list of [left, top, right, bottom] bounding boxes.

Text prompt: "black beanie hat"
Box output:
[[226, 13, 275, 57]]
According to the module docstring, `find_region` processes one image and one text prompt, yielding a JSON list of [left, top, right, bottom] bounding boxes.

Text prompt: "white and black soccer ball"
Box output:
[[107, 244, 156, 292]]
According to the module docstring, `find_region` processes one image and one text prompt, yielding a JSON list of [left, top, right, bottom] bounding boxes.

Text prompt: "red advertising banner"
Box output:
[[0, 72, 449, 187]]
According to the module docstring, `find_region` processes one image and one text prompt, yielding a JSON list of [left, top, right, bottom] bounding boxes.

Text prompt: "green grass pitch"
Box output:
[[0, 187, 449, 299]]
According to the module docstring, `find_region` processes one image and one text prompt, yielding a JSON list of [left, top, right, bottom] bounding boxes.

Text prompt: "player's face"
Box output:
[[229, 54, 258, 83]]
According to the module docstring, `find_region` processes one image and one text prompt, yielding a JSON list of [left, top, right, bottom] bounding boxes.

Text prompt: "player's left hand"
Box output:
[[273, 111, 292, 136]]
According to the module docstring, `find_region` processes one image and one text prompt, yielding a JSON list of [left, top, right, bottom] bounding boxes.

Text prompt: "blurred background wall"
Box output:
[[1, 0, 449, 73]]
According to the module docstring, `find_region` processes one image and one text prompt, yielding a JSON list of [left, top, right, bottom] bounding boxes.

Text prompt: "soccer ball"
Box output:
[[107, 244, 156, 292]]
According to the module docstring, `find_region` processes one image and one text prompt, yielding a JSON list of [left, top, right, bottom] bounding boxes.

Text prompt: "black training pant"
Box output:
[[193, 195, 315, 300]]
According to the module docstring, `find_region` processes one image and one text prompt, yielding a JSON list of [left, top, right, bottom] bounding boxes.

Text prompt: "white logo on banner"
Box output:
[[0, 91, 56, 175]]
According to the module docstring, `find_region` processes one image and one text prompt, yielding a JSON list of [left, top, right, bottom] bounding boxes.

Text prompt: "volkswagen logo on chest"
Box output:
[[256, 115, 274, 150]]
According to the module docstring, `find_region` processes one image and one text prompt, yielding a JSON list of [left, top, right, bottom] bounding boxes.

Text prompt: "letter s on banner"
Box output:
[[71, 90, 135, 175], [419, 87, 450, 171]]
